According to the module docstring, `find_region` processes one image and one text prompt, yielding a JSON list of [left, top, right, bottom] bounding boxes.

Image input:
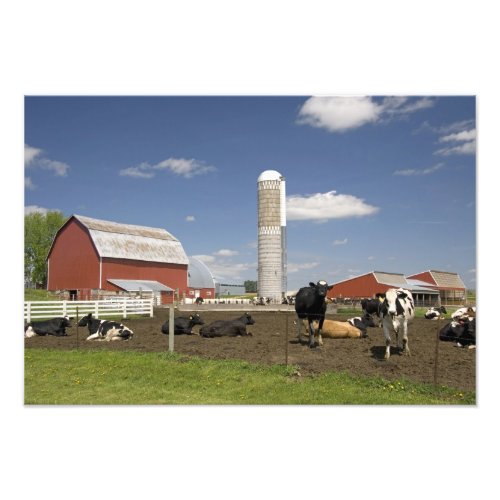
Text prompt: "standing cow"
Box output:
[[379, 288, 415, 359], [295, 280, 333, 348]]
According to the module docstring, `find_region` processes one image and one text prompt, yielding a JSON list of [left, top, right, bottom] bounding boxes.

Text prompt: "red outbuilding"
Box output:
[[406, 270, 466, 305], [46, 214, 189, 304]]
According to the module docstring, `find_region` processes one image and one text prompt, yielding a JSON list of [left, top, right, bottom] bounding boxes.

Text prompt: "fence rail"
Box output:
[[24, 298, 154, 322]]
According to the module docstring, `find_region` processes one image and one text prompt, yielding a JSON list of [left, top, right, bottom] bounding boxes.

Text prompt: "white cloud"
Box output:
[[287, 261, 320, 273], [287, 190, 379, 222], [25, 144, 70, 177], [394, 163, 444, 176], [434, 128, 476, 156], [185, 215, 196, 222], [367, 256, 375, 261], [25, 177, 36, 190], [25, 145, 42, 165], [297, 96, 434, 133], [120, 157, 216, 179], [214, 249, 239, 257], [333, 238, 348, 246], [25, 205, 61, 215]]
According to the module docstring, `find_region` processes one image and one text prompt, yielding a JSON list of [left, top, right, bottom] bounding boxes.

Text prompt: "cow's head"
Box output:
[[362, 313, 376, 327], [382, 288, 407, 317], [189, 314, 204, 326], [242, 313, 255, 325], [309, 280, 333, 298], [77, 313, 93, 327], [61, 316, 72, 328]]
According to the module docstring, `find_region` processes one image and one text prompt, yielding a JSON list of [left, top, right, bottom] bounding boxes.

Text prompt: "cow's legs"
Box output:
[[401, 320, 410, 356], [382, 319, 391, 359], [316, 317, 324, 347], [86, 332, 100, 341], [308, 320, 316, 348]]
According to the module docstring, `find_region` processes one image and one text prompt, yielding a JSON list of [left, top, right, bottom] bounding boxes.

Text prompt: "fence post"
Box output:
[[149, 299, 154, 318], [123, 300, 127, 320], [285, 312, 289, 366], [26, 302, 31, 323], [434, 316, 441, 385], [62, 300, 67, 317], [94, 301, 99, 318], [168, 305, 175, 352]]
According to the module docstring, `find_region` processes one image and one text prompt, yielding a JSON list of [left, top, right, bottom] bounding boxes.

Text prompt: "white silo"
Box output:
[[257, 170, 287, 301]]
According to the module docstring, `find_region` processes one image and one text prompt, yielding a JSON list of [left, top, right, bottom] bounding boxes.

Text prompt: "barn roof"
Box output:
[[107, 279, 174, 292], [72, 214, 189, 265], [188, 257, 215, 289], [428, 270, 466, 289]]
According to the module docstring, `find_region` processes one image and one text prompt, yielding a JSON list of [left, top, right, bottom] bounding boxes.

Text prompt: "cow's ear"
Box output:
[[309, 282, 316, 287], [327, 285, 333, 290]]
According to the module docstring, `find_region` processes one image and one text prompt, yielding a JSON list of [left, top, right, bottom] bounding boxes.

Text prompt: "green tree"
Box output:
[[24, 211, 67, 287], [244, 280, 257, 293]]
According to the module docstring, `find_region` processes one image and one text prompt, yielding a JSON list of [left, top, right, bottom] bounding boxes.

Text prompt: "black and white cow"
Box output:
[[347, 313, 376, 337], [439, 318, 476, 348], [361, 296, 384, 326], [78, 313, 134, 341], [451, 306, 476, 321], [378, 288, 415, 359], [424, 306, 447, 320], [295, 280, 333, 348], [24, 316, 72, 338], [199, 313, 255, 338], [161, 314, 204, 335]]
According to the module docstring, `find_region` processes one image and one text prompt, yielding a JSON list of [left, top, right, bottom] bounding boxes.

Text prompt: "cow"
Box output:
[[161, 313, 204, 335], [195, 297, 204, 305], [439, 318, 476, 348], [424, 306, 447, 320], [24, 316, 72, 338], [77, 313, 134, 341], [295, 280, 333, 348], [361, 296, 384, 326], [301, 313, 375, 340], [199, 313, 255, 338], [378, 288, 415, 359], [451, 306, 476, 321]]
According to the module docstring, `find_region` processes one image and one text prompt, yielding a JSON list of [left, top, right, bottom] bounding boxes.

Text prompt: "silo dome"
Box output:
[[258, 170, 283, 182]]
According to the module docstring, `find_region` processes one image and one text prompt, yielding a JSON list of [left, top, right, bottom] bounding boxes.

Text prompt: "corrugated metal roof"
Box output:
[[429, 270, 466, 289], [74, 214, 189, 265], [188, 257, 215, 289], [374, 272, 407, 286], [108, 279, 174, 292]]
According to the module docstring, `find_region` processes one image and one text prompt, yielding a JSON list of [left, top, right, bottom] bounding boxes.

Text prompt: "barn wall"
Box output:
[[186, 287, 215, 300], [101, 258, 188, 295], [47, 219, 100, 290], [328, 274, 391, 299]]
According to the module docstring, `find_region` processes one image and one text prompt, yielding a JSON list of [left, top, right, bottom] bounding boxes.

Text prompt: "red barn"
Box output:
[[46, 214, 189, 304], [328, 271, 440, 306], [406, 270, 466, 305]]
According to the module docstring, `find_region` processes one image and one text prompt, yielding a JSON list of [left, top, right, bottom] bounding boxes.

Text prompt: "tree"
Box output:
[[244, 280, 257, 293], [24, 211, 67, 288]]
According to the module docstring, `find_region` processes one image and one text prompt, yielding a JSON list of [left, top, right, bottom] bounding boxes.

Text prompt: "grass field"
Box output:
[[24, 348, 474, 405]]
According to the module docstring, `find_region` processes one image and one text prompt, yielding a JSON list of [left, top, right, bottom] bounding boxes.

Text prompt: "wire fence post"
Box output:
[[168, 304, 175, 352], [434, 316, 441, 385], [76, 306, 79, 349], [285, 312, 288, 366]]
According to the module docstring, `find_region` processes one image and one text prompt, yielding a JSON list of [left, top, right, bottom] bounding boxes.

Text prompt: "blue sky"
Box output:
[[24, 95, 476, 289]]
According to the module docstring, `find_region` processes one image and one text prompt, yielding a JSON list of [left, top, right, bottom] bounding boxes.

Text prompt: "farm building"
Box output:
[[328, 271, 440, 307], [406, 270, 466, 305], [187, 257, 216, 300], [46, 214, 189, 304], [215, 281, 246, 297]]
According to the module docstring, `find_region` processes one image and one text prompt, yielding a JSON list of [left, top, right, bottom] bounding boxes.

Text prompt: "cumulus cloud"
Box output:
[[192, 251, 250, 281], [434, 127, 476, 156], [24, 144, 70, 176], [120, 157, 216, 179], [287, 261, 320, 274], [333, 238, 348, 246], [25, 177, 36, 190], [297, 96, 434, 133], [214, 249, 239, 257], [287, 190, 379, 222], [25, 205, 61, 215], [185, 215, 196, 222], [394, 163, 444, 176]]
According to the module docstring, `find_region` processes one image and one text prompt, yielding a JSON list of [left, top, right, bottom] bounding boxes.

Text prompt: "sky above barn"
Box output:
[[24, 95, 476, 290]]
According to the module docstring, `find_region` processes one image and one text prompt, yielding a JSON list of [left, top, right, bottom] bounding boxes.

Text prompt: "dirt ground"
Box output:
[[24, 308, 476, 391]]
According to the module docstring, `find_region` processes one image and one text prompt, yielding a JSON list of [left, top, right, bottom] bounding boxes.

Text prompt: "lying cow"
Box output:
[[439, 318, 476, 348], [161, 313, 204, 335], [301, 314, 375, 342], [24, 316, 72, 338], [424, 306, 447, 320], [451, 306, 476, 320], [78, 313, 134, 341], [199, 313, 255, 338]]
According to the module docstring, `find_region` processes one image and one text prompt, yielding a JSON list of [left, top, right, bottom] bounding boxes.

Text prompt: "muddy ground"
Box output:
[[24, 308, 476, 391]]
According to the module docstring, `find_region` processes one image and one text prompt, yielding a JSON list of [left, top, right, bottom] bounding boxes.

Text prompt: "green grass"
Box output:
[[24, 289, 60, 301], [25, 348, 474, 405]]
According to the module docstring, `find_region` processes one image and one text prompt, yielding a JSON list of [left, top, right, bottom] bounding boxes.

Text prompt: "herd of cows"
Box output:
[[24, 281, 477, 358]]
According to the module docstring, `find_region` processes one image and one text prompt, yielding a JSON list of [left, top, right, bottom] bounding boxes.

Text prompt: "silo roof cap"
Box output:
[[258, 170, 283, 182]]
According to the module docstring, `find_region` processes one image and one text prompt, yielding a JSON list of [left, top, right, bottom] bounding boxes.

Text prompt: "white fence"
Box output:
[[24, 298, 154, 322]]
